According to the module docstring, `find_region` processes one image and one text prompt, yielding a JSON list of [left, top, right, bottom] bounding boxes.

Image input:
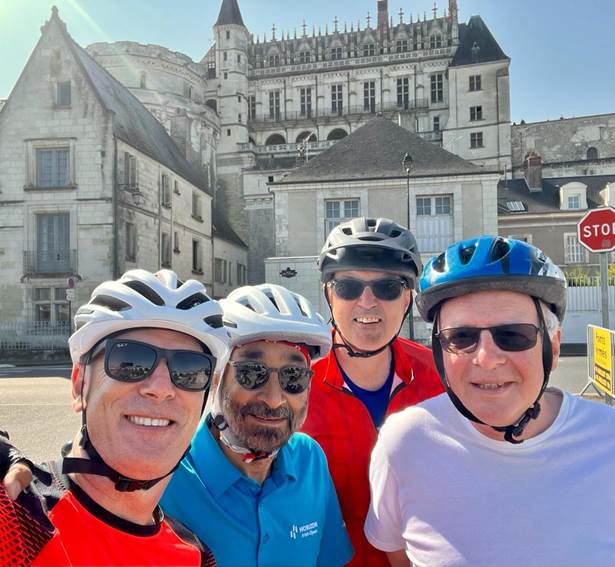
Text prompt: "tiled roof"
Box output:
[[498, 175, 615, 215], [451, 16, 509, 67], [276, 116, 482, 184], [213, 206, 247, 248]]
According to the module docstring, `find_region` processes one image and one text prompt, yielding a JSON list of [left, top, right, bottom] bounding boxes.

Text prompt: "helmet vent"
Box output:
[[459, 245, 476, 265], [490, 238, 510, 261], [204, 314, 224, 329], [341, 227, 352, 235], [264, 292, 280, 311], [123, 280, 165, 306], [390, 229, 401, 237], [294, 296, 308, 317], [90, 295, 131, 312], [433, 253, 446, 273], [177, 293, 210, 310]]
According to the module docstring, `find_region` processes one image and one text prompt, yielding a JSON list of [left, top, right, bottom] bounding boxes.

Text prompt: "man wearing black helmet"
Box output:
[[302, 217, 444, 567], [365, 236, 615, 567]]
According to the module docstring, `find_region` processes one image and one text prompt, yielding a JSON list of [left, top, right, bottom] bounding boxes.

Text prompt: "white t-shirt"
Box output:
[[365, 390, 615, 567]]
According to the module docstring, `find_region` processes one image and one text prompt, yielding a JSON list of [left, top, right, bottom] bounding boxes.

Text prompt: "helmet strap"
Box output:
[[431, 297, 553, 444]]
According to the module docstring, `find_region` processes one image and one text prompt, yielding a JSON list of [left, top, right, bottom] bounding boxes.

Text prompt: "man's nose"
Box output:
[[356, 284, 378, 308], [255, 371, 285, 408], [472, 330, 507, 369], [138, 359, 176, 401]]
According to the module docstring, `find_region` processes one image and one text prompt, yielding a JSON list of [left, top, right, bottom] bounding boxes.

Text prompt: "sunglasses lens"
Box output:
[[234, 362, 269, 390], [332, 279, 364, 300], [169, 352, 212, 391], [493, 324, 538, 351], [439, 328, 480, 353], [372, 279, 404, 301], [279, 367, 313, 394], [107, 341, 157, 381]]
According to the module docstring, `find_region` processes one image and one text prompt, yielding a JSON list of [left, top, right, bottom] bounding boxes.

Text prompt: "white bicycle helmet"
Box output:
[[69, 269, 230, 372], [220, 284, 332, 361]]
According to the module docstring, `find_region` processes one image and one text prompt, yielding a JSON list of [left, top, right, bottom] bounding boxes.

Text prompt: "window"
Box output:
[[269, 54, 280, 67], [430, 74, 444, 103], [125, 222, 136, 261], [192, 191, 202, 220], [36, 212, 70, 274], [161, 174, 171, 207], [397, 78, 409, 109], [56, 81, 71, 107], [223, 72, 228, 80], [183, 82, 192, 99], [269, 90, 281, 120], [300, 87, 312, 118], [396, 39, 408, 52], [207, 62, 216, 79], [215, 258, 227, 284], [364, 81, 376, 113], [223, 51, 228, 62], [433, 116, 440, 132], [470, 132, 484, 149], [564, 233, 586, 264], [238, 113, 242, 123], [192, 239, 203, 273], [268, 175, 275, 183], [123, 152, 137, 190], [36, 147, 69, 187], [161, 232, 171, 267], [237, 263, 247, 286], [331, 84, 343, 115], [362, 43, 376, 57], [331, 47, 343, 60], [139, 72, 146, 89], [470, 105, 483, 121], [33, 287, 69, 324], [298, 51, 311, 64], [226, 30, 230, 40], [173, 231, 180, 253], [415, 195, 453, 252], [248, 95, 256, 121], [429, 34, 442, 49], [567, 194, 581, 210], [325, 199, 360, 235], [587, 147, 599, 160], [469, 75, 481, 91], [237, 54, 241, 64], [174, 180, 180, 195], [227, 128, 231, 136]]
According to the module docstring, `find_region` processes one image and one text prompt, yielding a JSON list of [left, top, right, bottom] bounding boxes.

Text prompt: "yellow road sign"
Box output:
[[592, 326, 613, 397]]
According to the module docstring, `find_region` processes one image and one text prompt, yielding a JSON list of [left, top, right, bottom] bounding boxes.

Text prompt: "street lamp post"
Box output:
[[402, 152, 415, 340]]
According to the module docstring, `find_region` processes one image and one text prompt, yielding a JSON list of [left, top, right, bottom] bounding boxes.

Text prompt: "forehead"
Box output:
[[440, 290, 538, 327], [112, 328, 202, 351], [231, 340, 306, 364], [333, 269, 400, 281]]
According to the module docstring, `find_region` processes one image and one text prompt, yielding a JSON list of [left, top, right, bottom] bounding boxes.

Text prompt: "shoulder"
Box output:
[[164, 515, 216, 567], [287, 432, 327, 459], [394, 337, 437, 369], [564, 391, 615, 425]]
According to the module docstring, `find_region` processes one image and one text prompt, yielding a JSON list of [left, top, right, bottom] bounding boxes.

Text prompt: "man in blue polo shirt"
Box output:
[[161, 284, 353, 567]]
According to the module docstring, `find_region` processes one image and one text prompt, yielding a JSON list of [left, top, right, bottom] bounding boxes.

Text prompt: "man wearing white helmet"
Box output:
[[161, 284, 353, 567], [0, 269, 227, 566]]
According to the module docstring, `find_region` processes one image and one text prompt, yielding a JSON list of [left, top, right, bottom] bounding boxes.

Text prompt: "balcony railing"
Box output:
[[238, 140, 335, 155], [248, 99, 429, 124], [24, 249, 78, 277]]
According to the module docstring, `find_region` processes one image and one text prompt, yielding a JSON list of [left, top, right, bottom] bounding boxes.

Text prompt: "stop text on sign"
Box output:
[[581, 222, 615, 238]]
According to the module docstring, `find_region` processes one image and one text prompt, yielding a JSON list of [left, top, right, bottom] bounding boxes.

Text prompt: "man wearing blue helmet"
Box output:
[[365, 236, 615, 567]]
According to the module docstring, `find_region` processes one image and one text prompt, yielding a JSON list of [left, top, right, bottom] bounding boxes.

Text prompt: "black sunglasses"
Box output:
[[436, 324, 540, 354], [86, 339, 215, 391], [328, 277, 409, 301], [229, 361, 314, 394]]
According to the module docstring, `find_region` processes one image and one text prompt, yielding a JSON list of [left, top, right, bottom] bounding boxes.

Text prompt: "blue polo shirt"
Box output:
[[161, 417, 353, 567]]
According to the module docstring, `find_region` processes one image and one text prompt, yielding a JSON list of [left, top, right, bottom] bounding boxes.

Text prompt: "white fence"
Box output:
[[563, 280, 615, 344], [0, 321, 70, 352]]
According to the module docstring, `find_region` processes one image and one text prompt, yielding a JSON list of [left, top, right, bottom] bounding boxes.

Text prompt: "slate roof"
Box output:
[[275, 116, 483, 184], [54, 15, 210, 193], [498, 174, 615, 216], [451, 16, 509, 67], [213, 206, 248, 248], [215, 0, 245, 27]]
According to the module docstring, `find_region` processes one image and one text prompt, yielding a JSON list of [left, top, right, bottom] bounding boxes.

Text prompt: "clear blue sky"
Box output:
[[1, 0, 613, 123]]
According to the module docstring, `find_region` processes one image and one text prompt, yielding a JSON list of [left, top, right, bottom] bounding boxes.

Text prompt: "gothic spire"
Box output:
[[215, 0, 245, 27]]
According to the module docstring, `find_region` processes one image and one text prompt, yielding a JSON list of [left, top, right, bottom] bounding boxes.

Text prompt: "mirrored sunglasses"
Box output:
[[436, 324, 540, 354], [229, 361, 314, 394]]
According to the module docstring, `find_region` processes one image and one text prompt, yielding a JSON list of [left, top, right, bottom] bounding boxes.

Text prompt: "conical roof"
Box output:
[[215, 0, 245, 27], [278, 117, 482, 184]]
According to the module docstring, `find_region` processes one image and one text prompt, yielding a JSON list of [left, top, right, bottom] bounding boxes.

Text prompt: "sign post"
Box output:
[[577, 206, 615, 330]]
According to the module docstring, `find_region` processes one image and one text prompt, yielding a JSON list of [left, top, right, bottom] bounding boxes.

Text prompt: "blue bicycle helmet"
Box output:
[[416, 236, 567, 445], [416, 236, 566, 323]]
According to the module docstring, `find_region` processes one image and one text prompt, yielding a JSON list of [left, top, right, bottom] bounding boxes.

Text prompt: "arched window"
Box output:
[[265, 133, 286, 145], [296, 131, 316, 143], [327, 128, 348, 141], [587, 147, 599, 160]]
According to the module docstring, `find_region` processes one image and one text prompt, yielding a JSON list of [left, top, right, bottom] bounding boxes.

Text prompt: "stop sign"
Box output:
[[577, 206, 615, 253]]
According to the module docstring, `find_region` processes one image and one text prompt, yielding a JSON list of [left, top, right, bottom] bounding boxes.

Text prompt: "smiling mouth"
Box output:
[[354, 316, 382, 324], [249, 414, 286, 424], [126, 415, 173, 427], [472, 383, 511, 391]]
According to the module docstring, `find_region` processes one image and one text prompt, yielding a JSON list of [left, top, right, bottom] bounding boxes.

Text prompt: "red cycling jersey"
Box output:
[[0, 460, 215, 567], [302, 336, 444, 567]]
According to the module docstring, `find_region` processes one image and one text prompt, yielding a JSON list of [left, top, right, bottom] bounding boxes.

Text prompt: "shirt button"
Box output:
[[263, 534, 270, 544]]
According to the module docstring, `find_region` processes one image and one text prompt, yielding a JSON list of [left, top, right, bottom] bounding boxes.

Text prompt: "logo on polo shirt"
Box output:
[[289, 521, 319, 540]]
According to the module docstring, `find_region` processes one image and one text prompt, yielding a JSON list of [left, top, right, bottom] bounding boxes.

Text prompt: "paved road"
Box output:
[[0, 357, 604, 463]]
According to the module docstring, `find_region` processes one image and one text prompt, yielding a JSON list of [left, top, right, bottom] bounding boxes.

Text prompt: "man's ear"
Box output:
[[71, 363, 89, 413], [549, 329, 562, 372]]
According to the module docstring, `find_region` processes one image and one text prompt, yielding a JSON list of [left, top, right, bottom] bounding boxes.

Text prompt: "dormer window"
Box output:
[[331, 47, 343, 60], [560, 182, 588, 210], [429, 34, 442, 49], [396, 39, 408, 52], [269, 54, 280, 67], [567, 194, 581, 210], [298, 51, 311, 64], [362, 43, 376, 57]]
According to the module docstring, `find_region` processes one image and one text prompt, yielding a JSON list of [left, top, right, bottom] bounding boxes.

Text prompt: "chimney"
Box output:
[[524, 151, 543, 192], [377, 0, 389, 37]]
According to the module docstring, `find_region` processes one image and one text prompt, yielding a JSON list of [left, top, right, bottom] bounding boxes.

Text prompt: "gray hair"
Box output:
[[540, 301, 560, 338]]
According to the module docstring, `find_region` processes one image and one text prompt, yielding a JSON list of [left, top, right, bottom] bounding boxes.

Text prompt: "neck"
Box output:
[[211, 425, 274, 484], [472, 388, 563, 442], [67, 441, 165, 525], [335, 333, 393, 390]]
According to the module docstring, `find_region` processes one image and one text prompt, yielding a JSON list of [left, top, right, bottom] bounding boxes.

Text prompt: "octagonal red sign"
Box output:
[[577, 206, 615, 253]]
